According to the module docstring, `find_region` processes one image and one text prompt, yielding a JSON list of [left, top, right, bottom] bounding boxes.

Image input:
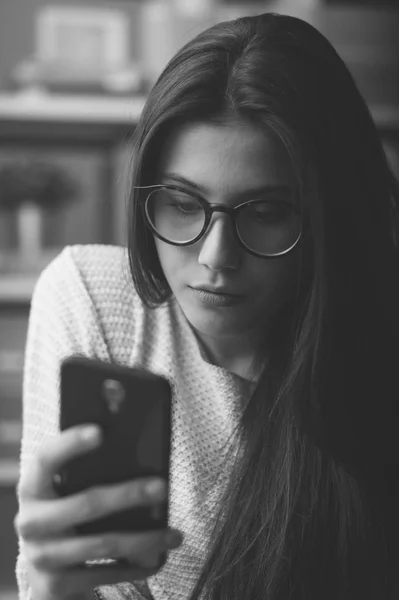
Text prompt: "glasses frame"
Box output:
[[137, 184, 303, 259]]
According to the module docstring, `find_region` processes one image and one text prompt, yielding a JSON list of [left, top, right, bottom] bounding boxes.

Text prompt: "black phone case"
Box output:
[[58, 356, 172, 536]]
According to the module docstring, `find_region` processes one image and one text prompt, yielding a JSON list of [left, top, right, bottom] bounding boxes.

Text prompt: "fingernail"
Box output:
[[144, 479, 166, 498], [165, 530, 183, 549], [80, 425, 101, 442]]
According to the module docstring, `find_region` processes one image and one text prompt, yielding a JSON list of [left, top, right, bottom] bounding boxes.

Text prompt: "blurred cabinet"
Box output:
[[0, 93, 144, 298], [0, 92, 143, 593], [0, 92, 144, 459]]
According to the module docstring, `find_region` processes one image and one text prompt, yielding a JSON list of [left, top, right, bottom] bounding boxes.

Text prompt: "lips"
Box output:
[[190, 286, 242, 297], [189, 286, 245, 307]]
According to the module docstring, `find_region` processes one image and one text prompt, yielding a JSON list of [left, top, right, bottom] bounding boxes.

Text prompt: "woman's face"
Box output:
[[153, 120, 300, 344]]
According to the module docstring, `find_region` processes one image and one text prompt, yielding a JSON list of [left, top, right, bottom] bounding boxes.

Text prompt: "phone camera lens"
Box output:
[[102, 378, 126, 413]]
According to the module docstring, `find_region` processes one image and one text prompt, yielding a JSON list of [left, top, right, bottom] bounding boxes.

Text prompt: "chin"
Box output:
[[182, 303, 248, 338]]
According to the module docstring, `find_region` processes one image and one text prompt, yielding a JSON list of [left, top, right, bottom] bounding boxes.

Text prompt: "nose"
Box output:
[[197, 213, 241, 272]]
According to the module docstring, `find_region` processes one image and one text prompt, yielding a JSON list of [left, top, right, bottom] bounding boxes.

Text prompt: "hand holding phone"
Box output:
[[15, 424, 182, 600]]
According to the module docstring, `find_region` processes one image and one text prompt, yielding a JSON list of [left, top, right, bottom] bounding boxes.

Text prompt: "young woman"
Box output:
[[15, 11, 399, 600]]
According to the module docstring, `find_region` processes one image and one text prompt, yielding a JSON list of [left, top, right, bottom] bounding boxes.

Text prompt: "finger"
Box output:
[[40, 562, 161, 599], [19, 425, 102, 500], [25, 529, 183, 570], [16, 477, 167, 539]]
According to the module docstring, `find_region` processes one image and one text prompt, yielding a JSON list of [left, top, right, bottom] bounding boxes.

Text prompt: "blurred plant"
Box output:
[[0, 160, 79, 211]]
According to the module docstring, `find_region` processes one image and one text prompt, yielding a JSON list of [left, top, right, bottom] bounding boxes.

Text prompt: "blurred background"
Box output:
[[0, 0, 398, 597]]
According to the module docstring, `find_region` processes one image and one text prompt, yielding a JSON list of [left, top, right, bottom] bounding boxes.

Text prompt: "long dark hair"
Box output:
[[127, 12, 399, 599]]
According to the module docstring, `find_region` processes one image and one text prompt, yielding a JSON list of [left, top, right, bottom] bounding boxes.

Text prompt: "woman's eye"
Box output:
[[174, 202, 200, 213], [248, 202, 290, 221], [167, 194, 201, 213]]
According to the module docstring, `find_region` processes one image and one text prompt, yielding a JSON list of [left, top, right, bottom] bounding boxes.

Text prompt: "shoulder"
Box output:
[[31, 244, 143, 356], [37, 243, 129, 289], [34, 244, 136, 308], [31, 243, 176, 365]]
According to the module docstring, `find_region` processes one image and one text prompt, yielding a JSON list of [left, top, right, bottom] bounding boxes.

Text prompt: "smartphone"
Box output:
[[57, 355, 172, 537]]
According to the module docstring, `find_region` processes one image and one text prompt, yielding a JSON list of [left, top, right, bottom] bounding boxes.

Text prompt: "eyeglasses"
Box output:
[[138, 185, 302, 258]]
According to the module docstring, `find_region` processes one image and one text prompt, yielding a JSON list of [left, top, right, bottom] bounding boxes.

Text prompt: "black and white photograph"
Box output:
[[0, 1, 398, 599]]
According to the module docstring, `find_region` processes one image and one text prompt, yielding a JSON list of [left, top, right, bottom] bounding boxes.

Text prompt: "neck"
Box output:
[[194, 329, 269, 381]]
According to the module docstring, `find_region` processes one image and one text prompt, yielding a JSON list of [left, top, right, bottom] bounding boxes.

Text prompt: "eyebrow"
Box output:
[[159, 173, 293, 200]]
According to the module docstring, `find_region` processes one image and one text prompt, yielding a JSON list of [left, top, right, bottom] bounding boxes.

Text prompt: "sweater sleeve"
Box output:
[[15, 247, 111, 600], [16, 246, 153, 600]]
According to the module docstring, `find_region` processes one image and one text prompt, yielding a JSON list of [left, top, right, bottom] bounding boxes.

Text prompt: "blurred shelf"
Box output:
[[0, 247, 61, 270], [0, 92, 146, 142], [0, 248, 61, 303], [0, 419, 21, 487], [0, 589, 18, 600], [0, 92, 396, 132], [0, 274, 39, 302], [0, 459, 19, 485], [0, 91, 145, 124], [0, 420, 22, 445]]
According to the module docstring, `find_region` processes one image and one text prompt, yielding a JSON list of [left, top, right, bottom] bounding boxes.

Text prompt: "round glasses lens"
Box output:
[[146, 188, 206, 243], [237, 199, 301, 256]]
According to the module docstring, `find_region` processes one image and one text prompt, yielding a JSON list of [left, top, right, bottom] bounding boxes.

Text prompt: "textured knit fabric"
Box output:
[[16, 244, 258, 600]]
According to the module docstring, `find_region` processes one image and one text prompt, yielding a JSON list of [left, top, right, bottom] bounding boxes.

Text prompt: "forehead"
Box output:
[[157, 120, 296, 193]]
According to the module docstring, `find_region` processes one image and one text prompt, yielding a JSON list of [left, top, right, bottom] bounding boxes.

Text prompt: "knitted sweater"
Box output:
[[16, 244, 257, 600]]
